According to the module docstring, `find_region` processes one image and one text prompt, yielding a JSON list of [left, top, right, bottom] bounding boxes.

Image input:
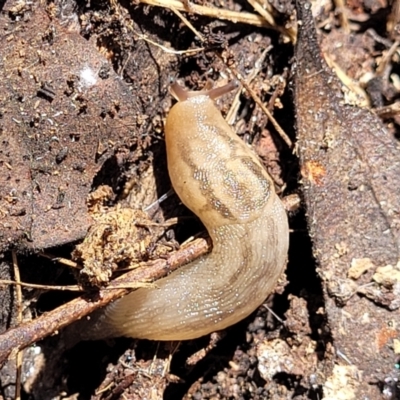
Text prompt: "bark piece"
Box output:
[[0, 2, 140, 251], [293, 0, 400, 397]]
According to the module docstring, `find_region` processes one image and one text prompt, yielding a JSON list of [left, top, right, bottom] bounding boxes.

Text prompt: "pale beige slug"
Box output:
[[85, 81, 289, 341]]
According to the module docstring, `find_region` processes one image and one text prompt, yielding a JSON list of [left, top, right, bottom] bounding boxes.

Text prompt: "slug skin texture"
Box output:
[[86, 83, 289, 341]]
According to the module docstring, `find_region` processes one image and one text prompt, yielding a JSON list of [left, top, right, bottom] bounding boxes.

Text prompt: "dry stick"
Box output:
[[323, 54, 370, 108], [246, 0, 296, 42], [0, 280, 82, 292], [137, 0, 291, 148], [0, 238, 210, 366], [375, 101, 400, 118], [140, 0, 270, 28], [11, 251, 22, 400], [376, 39, 400, 76], [223, 61, 293, 148], [170, 6, 205, 42], [333, 0, 350, 34], [0, 280, 154, 291], [226, 46, 272, 125], [95, 381, 114, 396], [246, 0, 275, 26], [249, 83, 292, 148], [38, 252, 80, 269], [134, 30, 205, 54], [140, 0, 296, 42], [162, 342, 181, 376]]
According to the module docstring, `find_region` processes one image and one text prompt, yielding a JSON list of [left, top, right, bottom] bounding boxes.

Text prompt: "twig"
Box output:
[[0, 280, 83, 292], [323, 53, 369, 107], [246, 0, 275, 26], [11, 251, 22, 400], [223, 60, 293, 148], [139, 0, 272, 29], [162, 342, 180, 376], [376, 39, 400, 76], [247, 83, 292, 147], [0, 238, 210, 365], [170, 6, 205, 42], [38, 252, 79, 269], [262, 303, 284, 324], [246, 0, 296, 42], [144, 189, 174, 212], [134, 30, 205, 54], [186, 332, 224, 365], [135, 217, 179, 228], [247, 82, 293, 148], [0, 279, 155, 292], [374, 101, 400, 118], [226, 46, 272, 125], [333, 0, 350, 34]]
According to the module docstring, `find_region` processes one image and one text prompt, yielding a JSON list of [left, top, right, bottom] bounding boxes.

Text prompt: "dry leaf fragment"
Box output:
[[372, 263, 400, 288], [73, 205, 172, 287], [348, 258, 375, 280]]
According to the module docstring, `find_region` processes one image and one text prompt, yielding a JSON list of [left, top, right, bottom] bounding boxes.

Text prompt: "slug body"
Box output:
[[90, 83, 289, 341]]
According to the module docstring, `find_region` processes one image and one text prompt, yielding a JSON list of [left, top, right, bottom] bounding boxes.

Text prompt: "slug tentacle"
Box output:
[[81, 83, 289, 341], [170, 81, 239, 102]]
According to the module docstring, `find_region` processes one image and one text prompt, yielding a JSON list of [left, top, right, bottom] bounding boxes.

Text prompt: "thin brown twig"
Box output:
[[376, 39, 400, 76], [0, 279, 155, 292], [246, 0, 275, 26], [226, 46, 272, 125], [0, 238, 210, 365], [333, 0, 350, 34], [140, 0, 271, 29], [323, 53, 369, 107], [245, 82, 292, 147], [0, 279, 83, 292], [170, 6, 205, 42], [246, 0, 296, 42], [374, 101, 400, 118], [95, 381, 115, 396], [11, 251, 22, 400], [222, 60, 293, 148], [133, 30, 205, 54], [136, 217, 179, 227], [38, 252, 79, 269]]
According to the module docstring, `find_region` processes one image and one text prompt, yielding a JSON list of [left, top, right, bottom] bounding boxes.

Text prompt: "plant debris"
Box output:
[[73, 186, 174, 287]]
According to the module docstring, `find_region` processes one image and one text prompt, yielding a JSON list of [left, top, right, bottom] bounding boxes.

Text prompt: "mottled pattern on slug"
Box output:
[[190, 155, 270, 221], [84, 86, 289, 341], [166, 96, 274, 226]]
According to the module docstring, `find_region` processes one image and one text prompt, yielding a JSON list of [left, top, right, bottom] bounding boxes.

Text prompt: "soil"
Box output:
[[0, 0, 399, 399]]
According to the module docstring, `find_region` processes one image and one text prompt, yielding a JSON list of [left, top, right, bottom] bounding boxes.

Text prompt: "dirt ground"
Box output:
[[0, 0, 399, 398]]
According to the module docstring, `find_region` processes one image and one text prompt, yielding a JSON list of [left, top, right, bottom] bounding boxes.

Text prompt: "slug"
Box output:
[[85, 81, 289, 341]]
